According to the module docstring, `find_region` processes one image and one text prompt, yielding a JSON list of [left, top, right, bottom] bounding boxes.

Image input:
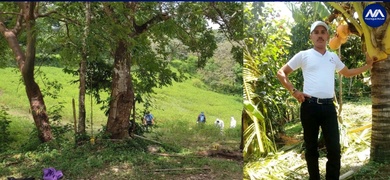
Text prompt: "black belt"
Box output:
[[305, 97, 334, 104]]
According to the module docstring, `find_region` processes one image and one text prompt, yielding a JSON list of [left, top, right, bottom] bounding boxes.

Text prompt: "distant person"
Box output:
[[197, 112, 206, 123], [230, 116, 237, 128], [214, 118, 225, 129], [214, 118, 225, 135], [143, 111, 155, 129]]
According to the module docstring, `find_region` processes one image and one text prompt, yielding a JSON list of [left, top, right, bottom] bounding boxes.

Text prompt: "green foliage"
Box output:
[[0, 38, 13, 67], [170, 38, 242, 96], [35, 68, 64, 100], [131, 35, 180, 95], [20, 101, 73, 152], [334, 36, 371, 99], [336, 75, 371, 100], [0, 106, 12, 152], [284, 121, 303, 137], [198, 41, 243, 95], [286, 2, 331, 25], [50, 2, 244, 110], [172, 3, 217, 68], [191, 78, 207, 89], [244, 2, 295, 158], [63, 59, 113, 105], [243, 100, 277, 159], [166, 39, 190, 61], [170, 56, 198, 77], [95, 125, 109, 139]]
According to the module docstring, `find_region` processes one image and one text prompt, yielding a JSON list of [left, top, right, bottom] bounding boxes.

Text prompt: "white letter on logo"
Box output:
[[366, 9, 375, 17], [374, 10, 385, 18], [366, 9, 385, 18]]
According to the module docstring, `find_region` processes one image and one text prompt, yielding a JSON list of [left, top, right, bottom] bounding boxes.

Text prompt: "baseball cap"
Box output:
[[310, 21, 329, 33]]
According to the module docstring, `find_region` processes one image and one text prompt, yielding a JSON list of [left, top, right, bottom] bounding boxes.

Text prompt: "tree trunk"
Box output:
[[0, 2, 53, 142], [371, 55, 390, 162], [78, 2, 91, 136], [78, 58, 86, 135], [105, 40, 134, 139], [129, 97, 136, 136], [24, 78, 53, 142]]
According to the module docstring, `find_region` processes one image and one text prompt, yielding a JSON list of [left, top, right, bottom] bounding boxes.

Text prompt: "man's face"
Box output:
[[310, 26, 329, 49]]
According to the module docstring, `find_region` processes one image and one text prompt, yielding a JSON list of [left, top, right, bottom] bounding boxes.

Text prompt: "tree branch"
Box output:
[[208, 2, 242, 47], [132, 13, 168, 36], [14, 4, 24, 35], [36, 10, 58, 18], [103, 3, 118, 24]]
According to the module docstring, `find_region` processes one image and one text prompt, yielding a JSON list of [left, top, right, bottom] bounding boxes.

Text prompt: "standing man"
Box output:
[[277, 21, 373, 179], [197, 112, 206, 124]]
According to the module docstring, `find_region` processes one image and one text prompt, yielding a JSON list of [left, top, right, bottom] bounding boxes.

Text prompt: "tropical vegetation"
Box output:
[[243, 2, 390, 179]]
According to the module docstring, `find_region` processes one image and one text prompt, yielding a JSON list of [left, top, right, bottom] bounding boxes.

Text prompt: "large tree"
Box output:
[[102, 2, 243, 139], [0, 2, 54, 142], [51, 2, 243, 139]]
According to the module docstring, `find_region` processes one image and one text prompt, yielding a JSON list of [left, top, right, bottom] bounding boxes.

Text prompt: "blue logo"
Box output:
[[363, 4, 387, 28]]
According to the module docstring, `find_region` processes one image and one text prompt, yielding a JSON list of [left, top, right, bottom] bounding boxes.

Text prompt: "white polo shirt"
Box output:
[[287, 48, 345, 99]]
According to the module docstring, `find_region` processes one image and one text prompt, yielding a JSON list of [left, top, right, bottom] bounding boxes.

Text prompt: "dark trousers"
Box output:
[[300, 100, 341, 180]]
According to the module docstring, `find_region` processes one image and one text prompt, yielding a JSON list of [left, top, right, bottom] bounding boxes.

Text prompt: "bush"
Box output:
[[191, 78, 206, 89], [0, 106, 12, 152]]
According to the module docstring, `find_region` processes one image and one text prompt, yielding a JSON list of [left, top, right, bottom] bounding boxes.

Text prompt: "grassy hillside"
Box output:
[[0, 67, 108, 125], [150, 78, 242, 150], [0, 66, 243, 179], [0, 67, 241, 130]]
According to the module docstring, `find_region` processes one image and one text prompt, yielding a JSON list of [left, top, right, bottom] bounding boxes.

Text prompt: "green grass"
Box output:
[[284, 121, 303, 137], [150, 78, 242, 150], [0, 66, 243, 180], [0, 67, 108, 126], [152, 78, 242, 123]]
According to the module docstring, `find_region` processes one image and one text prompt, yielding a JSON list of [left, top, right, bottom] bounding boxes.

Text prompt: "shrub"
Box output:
[[0, 106, 12, 152]]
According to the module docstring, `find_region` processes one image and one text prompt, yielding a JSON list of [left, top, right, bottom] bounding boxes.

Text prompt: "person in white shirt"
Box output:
[[230, 116, 237, 128], [277, 21, 373, 180], [215, 118, 225, 129]]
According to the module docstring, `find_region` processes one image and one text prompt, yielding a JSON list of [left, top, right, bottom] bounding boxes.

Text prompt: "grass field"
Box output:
[[0, 66, 243, 180]]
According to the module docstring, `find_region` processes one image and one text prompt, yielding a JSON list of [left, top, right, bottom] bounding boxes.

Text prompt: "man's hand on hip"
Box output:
[[292, 90, 311, 103]]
